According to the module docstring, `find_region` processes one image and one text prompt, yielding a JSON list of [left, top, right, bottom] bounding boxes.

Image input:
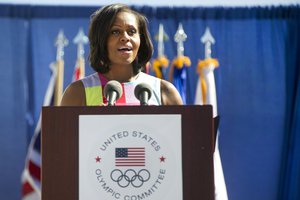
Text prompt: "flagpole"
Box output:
[[152, 23, 169, 79], [175, 23, 186, 58], [197, 27, 219, 116], [169, 23, 191, 104], [54, 30, 68, 106], [73, 28, 88, 81]]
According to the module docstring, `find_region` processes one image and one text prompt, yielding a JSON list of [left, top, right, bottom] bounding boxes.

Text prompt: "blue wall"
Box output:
[[0, 4, 299, 200]]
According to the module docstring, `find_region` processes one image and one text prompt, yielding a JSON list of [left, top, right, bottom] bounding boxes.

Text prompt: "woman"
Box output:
[[60, 4, 182, 106]]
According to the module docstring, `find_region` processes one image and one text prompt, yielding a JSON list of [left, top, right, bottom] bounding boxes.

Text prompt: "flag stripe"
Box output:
[[28, 160, 41, 180], [22, 181, 34, 196], [29, 147, 41, 166], [116, 164, 145, 166]]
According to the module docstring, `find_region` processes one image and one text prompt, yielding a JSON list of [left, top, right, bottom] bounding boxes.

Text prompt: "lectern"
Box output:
[[42, 105, 214, 200]]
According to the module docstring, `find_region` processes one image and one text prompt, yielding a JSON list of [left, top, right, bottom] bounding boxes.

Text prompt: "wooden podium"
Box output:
[[41, 105, 214, 200]]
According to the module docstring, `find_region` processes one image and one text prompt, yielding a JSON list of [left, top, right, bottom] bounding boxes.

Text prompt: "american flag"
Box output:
[[115, 147, 145, 167], [21, 62, 57, 200]]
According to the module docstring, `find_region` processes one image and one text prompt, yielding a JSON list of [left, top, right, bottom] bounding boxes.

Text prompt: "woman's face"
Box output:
[[107, 11, 141, 67]]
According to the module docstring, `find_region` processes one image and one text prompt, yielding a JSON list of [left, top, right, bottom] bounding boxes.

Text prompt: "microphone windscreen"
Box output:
[[103, 80, 123, 100], [134, 83, 152, 100]]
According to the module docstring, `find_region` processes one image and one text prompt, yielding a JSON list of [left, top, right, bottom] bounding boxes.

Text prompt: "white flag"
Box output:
[[195, 60, 228, 200]]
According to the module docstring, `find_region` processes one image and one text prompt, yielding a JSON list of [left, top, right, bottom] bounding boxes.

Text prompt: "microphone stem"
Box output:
[[108, 91, 117, 106], [140, 92, 149, 106]]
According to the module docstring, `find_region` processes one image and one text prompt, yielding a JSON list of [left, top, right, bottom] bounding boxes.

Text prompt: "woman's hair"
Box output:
[[89, 3, 153, 74]]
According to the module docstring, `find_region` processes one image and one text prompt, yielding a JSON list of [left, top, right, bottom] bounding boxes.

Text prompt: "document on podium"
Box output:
[[79, 114, 183, 200]]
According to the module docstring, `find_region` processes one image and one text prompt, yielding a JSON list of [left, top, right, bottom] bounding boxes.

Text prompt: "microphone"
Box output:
[[103, 80, 123, 106], [134, 83, 153, 106]]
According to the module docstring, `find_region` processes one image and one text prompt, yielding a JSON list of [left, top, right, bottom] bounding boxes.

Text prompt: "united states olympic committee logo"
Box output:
[[92, 130, 168, 200]]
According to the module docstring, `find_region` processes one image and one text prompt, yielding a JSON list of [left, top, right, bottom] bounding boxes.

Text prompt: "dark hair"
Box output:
[[89, 4, 153, 74]]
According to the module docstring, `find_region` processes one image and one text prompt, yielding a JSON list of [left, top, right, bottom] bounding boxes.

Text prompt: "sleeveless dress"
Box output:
[[81, 72, 162, 106]]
